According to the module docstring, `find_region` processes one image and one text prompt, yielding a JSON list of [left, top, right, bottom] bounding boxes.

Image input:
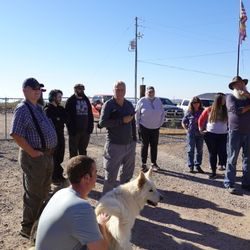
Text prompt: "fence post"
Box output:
[[4, 97, 7, 139]]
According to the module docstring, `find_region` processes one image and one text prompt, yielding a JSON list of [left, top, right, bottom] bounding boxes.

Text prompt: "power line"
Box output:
[[138, 60, 231, 78], [142, 49, 250, 61]]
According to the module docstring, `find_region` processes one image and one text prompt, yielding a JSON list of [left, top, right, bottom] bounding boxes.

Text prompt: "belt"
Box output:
[[34, 148, 55, 156]]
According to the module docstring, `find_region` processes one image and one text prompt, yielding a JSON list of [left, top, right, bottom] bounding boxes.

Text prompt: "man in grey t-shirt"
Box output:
[[35, 156, 109, 250]]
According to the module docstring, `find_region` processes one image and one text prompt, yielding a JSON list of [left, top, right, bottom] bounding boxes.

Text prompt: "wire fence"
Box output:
[[0, 97, 185, 140]]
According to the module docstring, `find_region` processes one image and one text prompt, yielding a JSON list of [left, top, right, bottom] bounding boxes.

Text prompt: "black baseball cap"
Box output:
[[22, 78, 44, 89]]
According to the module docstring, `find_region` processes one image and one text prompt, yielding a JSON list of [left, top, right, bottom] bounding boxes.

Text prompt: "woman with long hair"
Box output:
[[182, 96, 204, 173], [198, 93, 228, 178]]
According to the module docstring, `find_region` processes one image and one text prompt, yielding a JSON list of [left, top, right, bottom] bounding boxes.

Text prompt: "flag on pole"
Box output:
[[240, 0, 247, 43]]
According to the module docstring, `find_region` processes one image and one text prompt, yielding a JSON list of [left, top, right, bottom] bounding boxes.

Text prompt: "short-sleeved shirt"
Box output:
[[35, 187, 102, 250], [182, 110, 203, 136], [10, 101, 57, 149]]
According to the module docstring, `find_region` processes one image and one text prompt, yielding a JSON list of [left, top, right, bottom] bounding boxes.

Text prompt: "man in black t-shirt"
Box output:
[[65, 84, 94, 158]]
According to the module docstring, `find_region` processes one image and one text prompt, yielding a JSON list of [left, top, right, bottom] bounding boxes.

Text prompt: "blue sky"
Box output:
[[0, 0, 249, 99]]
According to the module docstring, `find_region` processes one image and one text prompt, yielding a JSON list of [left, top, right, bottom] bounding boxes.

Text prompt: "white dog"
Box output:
[[95, 168, 163, 250]]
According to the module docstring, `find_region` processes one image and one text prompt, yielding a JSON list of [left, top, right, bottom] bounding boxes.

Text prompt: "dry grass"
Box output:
[[160, 127, 186, 135]]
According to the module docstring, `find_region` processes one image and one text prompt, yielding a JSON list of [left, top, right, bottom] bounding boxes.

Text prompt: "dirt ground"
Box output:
[[0, 131, 250, 250]]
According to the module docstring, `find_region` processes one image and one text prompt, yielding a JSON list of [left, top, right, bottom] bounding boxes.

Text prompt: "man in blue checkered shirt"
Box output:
[[10, 77, 57, 239]]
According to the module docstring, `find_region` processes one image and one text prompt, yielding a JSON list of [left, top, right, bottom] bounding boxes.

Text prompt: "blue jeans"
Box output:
[[224, 130, 250, 188], [186, 133, 204, 168]]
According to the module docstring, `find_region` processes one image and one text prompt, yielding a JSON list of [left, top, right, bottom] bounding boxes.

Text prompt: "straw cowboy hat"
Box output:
[[228, 76, 248, 90]]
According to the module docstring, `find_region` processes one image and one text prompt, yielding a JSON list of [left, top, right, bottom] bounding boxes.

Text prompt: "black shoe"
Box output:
[[141, 164, 148, 173], [241, 184, 250, 191], [189, 166, 194, 173], [209, 173, 217, 179], [20, 230, 30, 239], [151, 163, 160, 171], [196, 166, 204, 173]]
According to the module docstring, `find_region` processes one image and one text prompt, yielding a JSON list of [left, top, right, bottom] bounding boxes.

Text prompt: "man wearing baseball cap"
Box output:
[[10, 77, 57, 238], [224, 76, 250, 194]]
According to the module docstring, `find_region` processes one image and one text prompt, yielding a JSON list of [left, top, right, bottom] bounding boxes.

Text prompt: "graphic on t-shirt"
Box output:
[[76, 100, 88, 116]]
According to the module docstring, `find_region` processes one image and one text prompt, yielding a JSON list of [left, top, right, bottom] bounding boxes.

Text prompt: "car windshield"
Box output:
[[103, 95, 112, 102], [160, 98, 174, 105], [201, 99, 214, 107]]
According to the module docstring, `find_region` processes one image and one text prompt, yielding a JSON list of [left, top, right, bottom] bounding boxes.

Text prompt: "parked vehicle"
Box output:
[[91, 94, 112, 120], [126, 97, 138, 108], [159, 97, 184, 128], [178, 98, 214, 114]]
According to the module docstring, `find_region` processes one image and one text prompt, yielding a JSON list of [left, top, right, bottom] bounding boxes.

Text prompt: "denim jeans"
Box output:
[[186, 133, 204, 168], [224, 130, 250, 187]]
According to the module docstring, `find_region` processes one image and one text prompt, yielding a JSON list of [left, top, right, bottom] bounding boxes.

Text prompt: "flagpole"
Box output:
[[236, 0, 241, 76]]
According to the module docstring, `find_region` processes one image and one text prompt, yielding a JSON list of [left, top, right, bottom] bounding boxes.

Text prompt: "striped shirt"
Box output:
[[10, 101, 57, 149]]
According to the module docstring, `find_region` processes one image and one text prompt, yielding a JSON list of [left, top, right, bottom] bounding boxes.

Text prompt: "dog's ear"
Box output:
[[145, 167, 153, 179], [138, 171, 146, 189]]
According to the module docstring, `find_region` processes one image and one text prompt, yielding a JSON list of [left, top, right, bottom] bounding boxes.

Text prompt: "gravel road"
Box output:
[[0, 131, 250, 250]]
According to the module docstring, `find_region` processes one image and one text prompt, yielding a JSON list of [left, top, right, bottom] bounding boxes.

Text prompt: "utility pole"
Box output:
[[134, 17, 138, 103], [128, 17, 143, 103]]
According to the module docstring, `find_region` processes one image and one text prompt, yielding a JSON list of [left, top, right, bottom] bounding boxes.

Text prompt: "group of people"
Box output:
[[10, 78, 144, 249], [182, 76, 250, 194], [9, 78, 98, 247], [9, 75, 250, 249]]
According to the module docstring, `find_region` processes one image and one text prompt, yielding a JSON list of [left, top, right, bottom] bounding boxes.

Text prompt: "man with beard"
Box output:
[[65, 84, 94, 158], [44, 89, 68, 185], [224, 76, 250, 194], [135, 86, 165, 172]]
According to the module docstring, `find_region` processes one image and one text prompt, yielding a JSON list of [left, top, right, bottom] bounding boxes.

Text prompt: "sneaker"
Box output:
[[141, 164, 148, 173], [196, 166, 204, 173], [20, 230, 30, 239], [225, 186, 237, 194], [218, 165, 226, 171], [209, 173, 217, 179], [151, 163, 160, 171]]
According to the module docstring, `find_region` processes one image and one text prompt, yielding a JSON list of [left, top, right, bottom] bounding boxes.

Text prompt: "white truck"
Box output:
[[178, 98, 214, 114]]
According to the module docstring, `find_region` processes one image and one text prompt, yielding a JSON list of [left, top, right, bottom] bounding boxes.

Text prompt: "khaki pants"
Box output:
[[19, 149, 53, 234], [102, 141, 136, 195]]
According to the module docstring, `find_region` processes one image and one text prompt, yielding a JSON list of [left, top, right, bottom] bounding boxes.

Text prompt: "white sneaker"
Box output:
[[218, 165, 225, 171]]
